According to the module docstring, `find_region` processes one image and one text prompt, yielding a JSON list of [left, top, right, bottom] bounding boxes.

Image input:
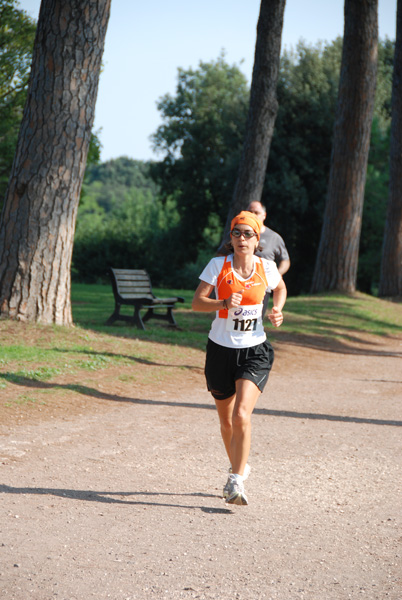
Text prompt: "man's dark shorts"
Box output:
[[204, 338, 274, 401]]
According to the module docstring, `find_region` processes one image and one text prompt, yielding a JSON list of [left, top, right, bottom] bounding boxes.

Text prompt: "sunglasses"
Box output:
[[230, 228, 257, 239]]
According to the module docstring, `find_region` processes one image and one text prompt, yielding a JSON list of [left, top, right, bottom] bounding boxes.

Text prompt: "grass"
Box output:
[[0, 283, 401, 392], [2, 367, 62, 382], [5, 394, 47, 408], [281, 292, 402, 340], [71, 282, 402, 346], [70, 283, 213, 349]]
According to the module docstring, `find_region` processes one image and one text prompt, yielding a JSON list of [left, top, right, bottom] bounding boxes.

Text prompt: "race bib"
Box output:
[[226, 304, 264, 334]]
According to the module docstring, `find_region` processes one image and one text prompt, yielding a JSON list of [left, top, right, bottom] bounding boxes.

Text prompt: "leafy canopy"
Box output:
[[0, 0, 36, 200], [150, 53, 250, 262]]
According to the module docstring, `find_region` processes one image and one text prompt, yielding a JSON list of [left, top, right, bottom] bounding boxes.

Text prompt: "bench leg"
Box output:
[[105, 303, 121, 325], [143, 307, 177, 327], [166, 307, 177, 326], [106, 303, 146, 329], [133, 305, 146, 330], [142, 308, 154, 323]]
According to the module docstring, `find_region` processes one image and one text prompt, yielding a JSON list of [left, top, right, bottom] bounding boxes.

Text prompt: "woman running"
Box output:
[[192, 211, 287, 505]]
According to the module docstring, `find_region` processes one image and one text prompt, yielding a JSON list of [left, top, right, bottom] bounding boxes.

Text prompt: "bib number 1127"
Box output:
[[232, 317, 257, 332]]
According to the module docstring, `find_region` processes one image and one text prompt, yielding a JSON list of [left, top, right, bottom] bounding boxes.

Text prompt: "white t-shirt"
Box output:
[[199, 255, 281, 348]]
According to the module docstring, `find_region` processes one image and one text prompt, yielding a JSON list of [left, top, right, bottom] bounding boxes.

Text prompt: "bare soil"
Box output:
[[0, 329, 401, 600]]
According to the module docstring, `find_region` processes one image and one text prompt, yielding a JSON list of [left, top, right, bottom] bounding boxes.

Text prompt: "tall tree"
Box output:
[[311, 0, 378, 293], [0, 0, 111, 324], [220, 0, 286, 242], [379, 0, 402, 297]]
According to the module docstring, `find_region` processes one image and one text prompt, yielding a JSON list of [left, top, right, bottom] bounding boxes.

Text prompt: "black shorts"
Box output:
[[205, 338, 274, 401]]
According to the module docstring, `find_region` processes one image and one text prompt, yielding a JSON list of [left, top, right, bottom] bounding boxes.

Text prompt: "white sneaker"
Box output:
[[223, 464, 251, 498], [225, 474, 248, 506]]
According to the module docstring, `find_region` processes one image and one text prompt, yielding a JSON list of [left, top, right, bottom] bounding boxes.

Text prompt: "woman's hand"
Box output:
[[268, 306, 283, 327], [227, 291, 243, 309]]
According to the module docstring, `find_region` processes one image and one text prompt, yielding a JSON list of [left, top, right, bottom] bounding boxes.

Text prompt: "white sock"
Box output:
[[231, 473, 243, 483]]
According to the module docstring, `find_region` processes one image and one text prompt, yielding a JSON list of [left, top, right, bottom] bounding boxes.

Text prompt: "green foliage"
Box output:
[[1, 20, 390, 296], [374, 38, 394, 127], [150, 53, 249, 265], [0, 0, 36, 204], [355, 39, 394, 294], [263, 39, 394, 295], [73, 157, 183, 284], [72, 41, 394, 294], [82, 156, 159, 212], [264, 40, 343, 294], [358, 118, 390, 293], [86, 129, 102, 167], [144, 41, 393, 294]]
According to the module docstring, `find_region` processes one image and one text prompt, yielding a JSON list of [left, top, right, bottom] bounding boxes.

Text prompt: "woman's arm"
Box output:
[[192, 281, 223, 312], [192, 281, 244, 313], [268, 278, 287, 327]]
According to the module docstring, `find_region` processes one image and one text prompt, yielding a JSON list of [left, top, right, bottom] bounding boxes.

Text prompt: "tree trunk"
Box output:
[[0, 0, 111, 324], [220, 0, 286, 243], [310, 0, 378, 293], [379, 0, 402, 298]]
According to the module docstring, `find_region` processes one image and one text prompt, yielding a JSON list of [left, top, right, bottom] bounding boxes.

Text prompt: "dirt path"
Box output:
[[1, 334, 401, 599]]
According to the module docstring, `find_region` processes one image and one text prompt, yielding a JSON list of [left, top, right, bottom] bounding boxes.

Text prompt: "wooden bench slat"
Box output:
[[117, 278, 150, 283], [119, 294, 154, 300], [118, 286, 152, 294]]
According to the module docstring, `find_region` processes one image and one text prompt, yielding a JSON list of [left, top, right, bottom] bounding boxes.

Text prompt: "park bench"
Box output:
[[105, 268, 185, 330]]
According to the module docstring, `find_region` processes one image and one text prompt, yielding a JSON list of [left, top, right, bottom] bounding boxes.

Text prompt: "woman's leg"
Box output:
[[214, 394, 236, 465], [230, 379, 261, 476]]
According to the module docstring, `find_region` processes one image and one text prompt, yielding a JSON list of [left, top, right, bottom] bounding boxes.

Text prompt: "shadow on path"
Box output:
[[255, 408, 402, 427], [2, 373, 402, 427], [0, 485, 232, 514]]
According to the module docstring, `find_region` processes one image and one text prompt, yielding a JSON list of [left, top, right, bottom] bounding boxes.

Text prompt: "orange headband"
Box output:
[[230, 211, 261, 239]]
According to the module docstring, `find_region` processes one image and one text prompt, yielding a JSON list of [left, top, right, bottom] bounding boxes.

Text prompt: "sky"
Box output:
[[19, 0, 398, 163]]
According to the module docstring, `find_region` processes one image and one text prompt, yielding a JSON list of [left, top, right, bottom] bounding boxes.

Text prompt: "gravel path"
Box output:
[[1, 336, 401, 599]]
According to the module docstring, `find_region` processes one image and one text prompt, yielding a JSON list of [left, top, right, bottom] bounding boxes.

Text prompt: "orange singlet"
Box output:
[[216, 256, 268, 319]]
